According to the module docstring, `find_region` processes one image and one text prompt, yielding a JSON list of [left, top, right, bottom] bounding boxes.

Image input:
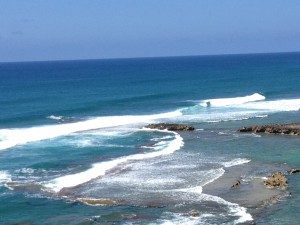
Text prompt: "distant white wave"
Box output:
[[236, 98, 300, 111], [200, 93, 265, 107], [181, 94, 300, 124], [0, 111, 182, 151], [200, 93, 300, 112], [44, 130, 184, 192]]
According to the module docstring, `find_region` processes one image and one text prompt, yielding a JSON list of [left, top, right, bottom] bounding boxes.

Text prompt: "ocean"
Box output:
[[0, 52, 300, 225]]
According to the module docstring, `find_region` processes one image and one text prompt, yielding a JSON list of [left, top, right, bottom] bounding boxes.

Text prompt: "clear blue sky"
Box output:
[[1, 0, 300, 62]]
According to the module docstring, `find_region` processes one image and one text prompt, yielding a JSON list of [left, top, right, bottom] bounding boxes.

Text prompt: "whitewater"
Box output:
[[1, 53, 300, 225], [1, 93, 300, 151]]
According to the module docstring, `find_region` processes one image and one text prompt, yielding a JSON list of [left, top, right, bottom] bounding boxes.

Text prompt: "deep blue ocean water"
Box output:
[[0, 53, 300, 224]]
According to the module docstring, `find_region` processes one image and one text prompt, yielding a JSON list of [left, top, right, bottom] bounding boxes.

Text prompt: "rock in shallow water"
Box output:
[[238, 123, 300, 135], [231, 180, 241, 188], [144, 123, 195, 131], [189, 210, 200, 217], [287, 169, 300, 174], [77, 198, 127, 205], [264, 172, 288, 188]]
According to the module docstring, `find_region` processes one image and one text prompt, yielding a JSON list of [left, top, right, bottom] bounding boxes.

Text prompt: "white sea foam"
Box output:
[[181, 110, 270, 124], [0, 171, 11, 184], [221, 158, 251, 168], [174, 186, 204, 194], [47, 115, 63, 120], [201, 93, 300, 112], [16, 168, 36, 174], [0, 111, 182, 151], [202, 168, 225, 186], [200, 93, 265, 107], [200, 193, 253, 224], [236, 98, 300, 111], [167, 181, 252, 224], [151, 135, 173, 141], [44, 131, 184, 192], [255, 114, 268, 118], [171, 168, 225, 194], [157, 212, 214, 225]]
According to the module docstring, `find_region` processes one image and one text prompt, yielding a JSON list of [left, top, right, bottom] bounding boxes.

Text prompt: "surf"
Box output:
[[0, 111, 182, 151], [44, 130, 184, 192], [200, 93, 265, 107]]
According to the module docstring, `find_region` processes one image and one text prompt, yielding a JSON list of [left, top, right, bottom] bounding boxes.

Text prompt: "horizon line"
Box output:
[[1, 50, 300, 64]]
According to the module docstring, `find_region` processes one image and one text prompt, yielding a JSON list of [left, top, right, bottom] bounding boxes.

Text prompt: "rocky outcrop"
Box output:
[[145, 123, 195, 131], [77, 198, 127, 205], [238, 123, 300, 135], [287, 169, 300, 174], [264, 172, 288, 188], [231, 180, 241, 188], [189, 210, 200, 217]]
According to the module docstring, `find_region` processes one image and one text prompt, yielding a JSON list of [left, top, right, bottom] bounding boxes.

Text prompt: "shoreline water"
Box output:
[[3, 127, 293, 225], [1, 53, 300, 224]]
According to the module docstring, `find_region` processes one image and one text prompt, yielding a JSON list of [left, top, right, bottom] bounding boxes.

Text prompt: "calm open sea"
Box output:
[[1, 53, 300, 224]]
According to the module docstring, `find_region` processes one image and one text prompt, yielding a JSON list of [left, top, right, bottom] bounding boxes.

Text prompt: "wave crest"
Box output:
[[200, 93, 265, 107]]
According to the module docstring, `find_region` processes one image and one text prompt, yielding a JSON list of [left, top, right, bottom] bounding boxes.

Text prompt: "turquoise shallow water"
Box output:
[[0, 53, 300, 224]]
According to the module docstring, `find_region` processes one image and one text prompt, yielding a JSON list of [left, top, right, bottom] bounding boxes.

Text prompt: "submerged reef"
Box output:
[[145, 123, 195, 131], [238, 123, 300, 135]]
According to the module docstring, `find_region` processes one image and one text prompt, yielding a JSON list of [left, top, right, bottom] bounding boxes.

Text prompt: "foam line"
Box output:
[[0, 111, 182, 150], [221, 158, 251, 168], [44, 131, 184, 192], [0, 171, 11, 184], [236, 98, 300, 111], [200, 93, 265, 107], [200, 193, 253, 224]]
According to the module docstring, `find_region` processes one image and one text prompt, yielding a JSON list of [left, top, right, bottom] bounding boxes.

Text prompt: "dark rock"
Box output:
[[190, 210, 200, 217], [145, 202, 164, 208], [77, 198, 127, 205], [231, 180, 241, 188], [264, 172, 288, 188], [238, 123, 300, 135], [144, 123, 195, 131], [287, 169, 300, 174]]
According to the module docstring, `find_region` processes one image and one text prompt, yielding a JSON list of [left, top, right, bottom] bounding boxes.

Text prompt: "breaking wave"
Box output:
[[199, 93, 300, 112], [0, 111, 182, 151], [44, 130, 184, 192], [200, 93, 265, 107]]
